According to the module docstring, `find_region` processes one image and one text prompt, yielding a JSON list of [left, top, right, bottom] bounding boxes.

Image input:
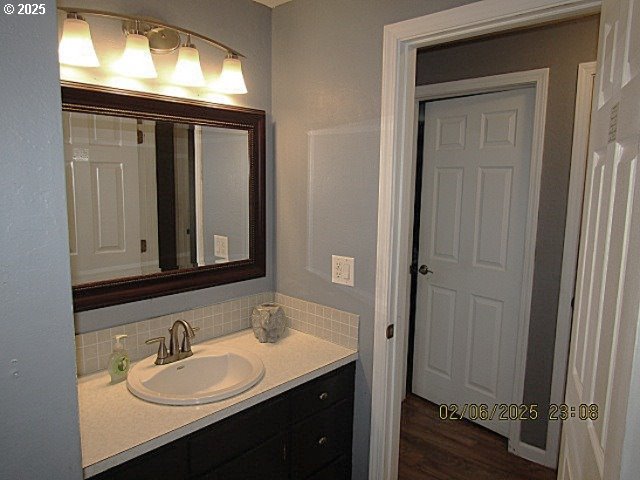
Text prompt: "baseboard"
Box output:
[[510, 440, 557, 469]]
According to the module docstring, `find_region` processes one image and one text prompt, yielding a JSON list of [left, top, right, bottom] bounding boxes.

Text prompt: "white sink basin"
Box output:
[[127, 345, 265, 405]]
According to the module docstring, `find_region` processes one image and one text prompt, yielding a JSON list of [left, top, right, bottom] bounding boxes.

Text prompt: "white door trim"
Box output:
[[549, 60, 597, 467], [416, 68, 551, 464], [370, 1, 602, 479]]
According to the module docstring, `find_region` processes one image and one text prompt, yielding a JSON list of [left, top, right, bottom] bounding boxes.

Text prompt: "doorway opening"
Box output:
[[404, 61, 597, 477], [401, 70, 549, 478], [401, 46, 599, 480], [372, 6, 604, 478]]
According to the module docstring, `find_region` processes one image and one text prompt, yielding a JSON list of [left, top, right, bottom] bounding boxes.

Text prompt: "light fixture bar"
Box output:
[[56, 6, 245, 58]]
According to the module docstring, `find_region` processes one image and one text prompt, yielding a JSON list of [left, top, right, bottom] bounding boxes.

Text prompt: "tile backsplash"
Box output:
[[275, 293, 359, 351], [75, 291, 359, 376]]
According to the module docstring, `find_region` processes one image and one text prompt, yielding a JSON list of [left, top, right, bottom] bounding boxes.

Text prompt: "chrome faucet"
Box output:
[[145, 319, 198, 365]]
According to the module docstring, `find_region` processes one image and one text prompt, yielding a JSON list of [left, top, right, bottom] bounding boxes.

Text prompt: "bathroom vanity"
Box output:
[[78, 330, 357, 479], [92, 363, 354, 480]]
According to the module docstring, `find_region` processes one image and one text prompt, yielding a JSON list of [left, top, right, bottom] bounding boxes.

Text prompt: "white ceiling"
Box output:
[[253, 0, 293, 8]]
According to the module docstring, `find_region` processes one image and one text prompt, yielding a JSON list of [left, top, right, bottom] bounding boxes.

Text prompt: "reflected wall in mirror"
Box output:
[[62, 83, 265, 311]]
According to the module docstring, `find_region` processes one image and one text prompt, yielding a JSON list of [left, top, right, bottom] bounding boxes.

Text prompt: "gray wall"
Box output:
[[59, 0, 275, 333], [416, 15, 600, 448], [0, 1, 83, 478], [271, 1, 477, 477]]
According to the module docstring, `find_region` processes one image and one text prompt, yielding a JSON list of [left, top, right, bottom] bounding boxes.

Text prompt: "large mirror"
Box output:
[[62, 83, 266, 311]]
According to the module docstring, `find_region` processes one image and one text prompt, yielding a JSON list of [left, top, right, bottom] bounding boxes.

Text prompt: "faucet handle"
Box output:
[[181, 326, 200, 354], [145, 337, 168, 365]]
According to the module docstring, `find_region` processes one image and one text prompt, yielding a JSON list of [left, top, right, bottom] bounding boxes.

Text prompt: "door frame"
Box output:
[[413, 68, 550, 462], [369, 1, 602, 479]]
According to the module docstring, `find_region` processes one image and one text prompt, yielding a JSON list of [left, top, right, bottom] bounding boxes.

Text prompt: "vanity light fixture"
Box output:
[[117, 22, 158, 79], [56, 7, 248, 93], [217, 54, 248, 94], [58, 14, 100, 67], [172, 35, 206, 87]]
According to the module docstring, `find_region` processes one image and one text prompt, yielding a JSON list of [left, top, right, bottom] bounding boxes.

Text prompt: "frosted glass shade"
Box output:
[[172, 45, 205, 87], [58, 18, 100, 67], [217, 56, 247, 94], [116, 34, 157, 79]]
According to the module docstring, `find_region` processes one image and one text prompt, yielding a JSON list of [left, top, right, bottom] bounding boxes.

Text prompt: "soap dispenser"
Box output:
[[108, 334, 130, 384]]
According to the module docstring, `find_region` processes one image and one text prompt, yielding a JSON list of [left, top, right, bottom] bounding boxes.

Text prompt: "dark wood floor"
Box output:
[[399, 394, 557, 480]]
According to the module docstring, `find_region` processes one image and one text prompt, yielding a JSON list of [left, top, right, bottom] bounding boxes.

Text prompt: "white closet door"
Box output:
[[413, 87, 535, 436]]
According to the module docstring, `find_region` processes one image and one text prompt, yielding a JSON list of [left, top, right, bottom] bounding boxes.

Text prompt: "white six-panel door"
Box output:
[[412, 87, 535, 436], [559, 0, 640, 478], [63, 112, 142, 284]]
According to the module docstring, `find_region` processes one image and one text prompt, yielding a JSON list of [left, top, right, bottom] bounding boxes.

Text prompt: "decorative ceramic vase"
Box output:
[[251, 303, 286, 343]]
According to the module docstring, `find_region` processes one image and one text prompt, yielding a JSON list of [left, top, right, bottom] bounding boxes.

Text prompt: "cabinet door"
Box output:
[[91, 441, 188, 480], [306, 455, 350, 480], [291, 399, 354, 479], [188, 395, 288, 476], [214, 434, 288, 480]]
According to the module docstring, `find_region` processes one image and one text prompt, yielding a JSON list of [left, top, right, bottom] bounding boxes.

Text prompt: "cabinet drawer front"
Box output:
[[214, 434, 288, 480], [291, 399, 354, 479], [188, 395, 288, 476], [306, 455, 350, 480], [290, 363, 355, 422]]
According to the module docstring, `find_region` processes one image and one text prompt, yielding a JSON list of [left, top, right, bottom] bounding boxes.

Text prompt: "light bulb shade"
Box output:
[[58, 18, 100, 67], [217, 56, 248, 94], [116, 34, 157, 79], [172, 45, 205, 87]]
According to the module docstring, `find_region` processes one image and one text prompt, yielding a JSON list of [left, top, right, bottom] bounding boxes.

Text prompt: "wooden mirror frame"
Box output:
[[62, 82, 266, 312]]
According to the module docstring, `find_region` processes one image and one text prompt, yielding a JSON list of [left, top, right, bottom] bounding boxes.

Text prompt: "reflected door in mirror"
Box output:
[[64, 112, 146, 284]]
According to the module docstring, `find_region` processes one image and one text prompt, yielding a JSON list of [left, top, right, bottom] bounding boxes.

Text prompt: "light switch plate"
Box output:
[[214, 235, 229, 260], [332, 255, 355, 286]]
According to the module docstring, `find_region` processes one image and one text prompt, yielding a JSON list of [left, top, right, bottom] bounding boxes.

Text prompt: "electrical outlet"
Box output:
[[332, 255, 355, 286], [214, 235, 229, 260]]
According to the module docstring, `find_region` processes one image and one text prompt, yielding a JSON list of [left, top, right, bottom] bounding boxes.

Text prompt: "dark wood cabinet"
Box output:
[[188, 395, 289, 477], [96, 441, 188, 480], [306, 456, 350, 480], [92, 362, 355, 480], [214, 434, 289, 480], [291, 400, 353, 479]]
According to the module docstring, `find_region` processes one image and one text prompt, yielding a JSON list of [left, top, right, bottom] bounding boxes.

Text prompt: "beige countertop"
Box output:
[[77, 328, 358, 478]]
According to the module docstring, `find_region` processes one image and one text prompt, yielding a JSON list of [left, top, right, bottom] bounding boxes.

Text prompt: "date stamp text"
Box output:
[[439, 403, 599, 421]]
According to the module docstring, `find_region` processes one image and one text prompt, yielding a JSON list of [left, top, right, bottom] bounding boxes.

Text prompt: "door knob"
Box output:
[[418, 265, 433, 275]]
